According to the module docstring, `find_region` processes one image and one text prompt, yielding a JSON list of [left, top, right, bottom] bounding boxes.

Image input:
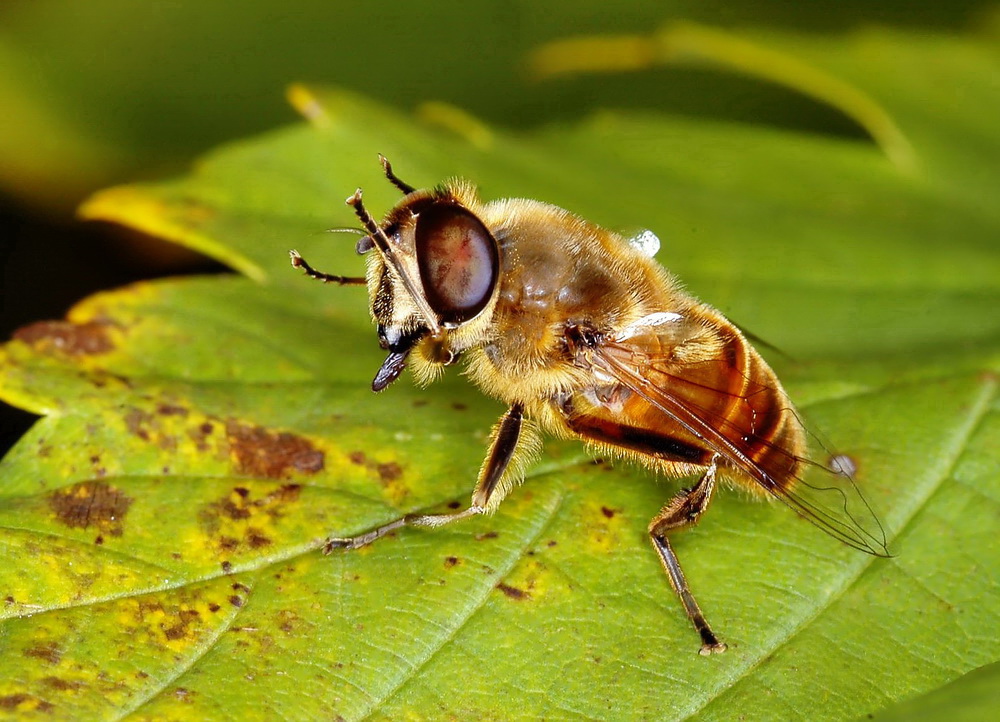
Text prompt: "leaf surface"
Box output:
[[2, 26, 999, 722]]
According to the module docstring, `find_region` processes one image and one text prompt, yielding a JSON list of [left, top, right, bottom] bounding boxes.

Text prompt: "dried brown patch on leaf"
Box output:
[[198, 483, 304, 556], [122, 405, 184, 451], [13, 319, 116, 355], [162, 609, 202, 641], [275, 609, 303, 635], [23, 642, 62, 665], [124, 407, 154, 441], [345, 450, 409, 502], [120, 585, 240, 652], [496, 582, 530, 601], [0, 693, 54, 713], [188, 420, 217, 452], [226, 420, 324, 479], [376, 462, 403, 484], [48, 481, 133, 537], [157, 403, 189, 417], [41, 677, 82, 692]]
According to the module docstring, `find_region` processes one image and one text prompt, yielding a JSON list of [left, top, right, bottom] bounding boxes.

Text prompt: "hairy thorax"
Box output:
[[464, 197, 682, 405]]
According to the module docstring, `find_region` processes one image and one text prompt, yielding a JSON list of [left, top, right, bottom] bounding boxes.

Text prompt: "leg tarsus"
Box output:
[[649, 455, 727, 654], [323, 404, 530, 555], [323, 505, 484, 554]]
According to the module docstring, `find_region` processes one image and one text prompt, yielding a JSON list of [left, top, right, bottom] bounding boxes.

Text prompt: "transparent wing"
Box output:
[[588, 315, 890, 557]]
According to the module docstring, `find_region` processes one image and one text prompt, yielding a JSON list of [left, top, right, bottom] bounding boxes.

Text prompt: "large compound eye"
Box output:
[[415, 204, 499, 324]]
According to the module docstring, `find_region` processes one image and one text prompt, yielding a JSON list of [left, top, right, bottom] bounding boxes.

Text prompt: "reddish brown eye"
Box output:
[[415, 204, 499, 324]]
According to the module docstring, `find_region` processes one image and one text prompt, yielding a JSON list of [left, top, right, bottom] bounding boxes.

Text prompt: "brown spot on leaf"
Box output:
[[444, 556, 460, 568], [162, 610, 201, 641], [122, 405, 180, 450], [451, 402, 467, 411], [376, 462, 403, 484], [208, 603, 221, 612], [475, 531, 499, 541], [496, 582, 529, 600], [226, 420, 324, 478], [189, 421, 216, 452], [221, 499, 251, 520], [220, 561, 233, 574], [246, 529, 271, 549], [276, 609, 301, 634], [124, 408, 153, 442], [601, 506, 617, 519], [42, 677, 81, 691], [24, 643, 62, 665], [200, 484, 304, 554], [229, 595, 244, 608], [276, 483, 302, 502], [157, 404, 189, 417], [0, 694, 28, 710], [14, 319, 115, 355], [0, 693, 54, 713], [48, 482, 132, 537], [348, 451, 367, 465]]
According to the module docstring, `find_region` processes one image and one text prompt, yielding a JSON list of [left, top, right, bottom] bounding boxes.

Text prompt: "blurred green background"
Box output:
[[0, 0, 994, 451]]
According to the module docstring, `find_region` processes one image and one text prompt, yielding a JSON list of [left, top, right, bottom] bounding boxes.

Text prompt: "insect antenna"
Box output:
[[323, 226, 366, 236], [379, 154, 416, 195], [346, 189, 441, 335], [288, 250, 366, 285]]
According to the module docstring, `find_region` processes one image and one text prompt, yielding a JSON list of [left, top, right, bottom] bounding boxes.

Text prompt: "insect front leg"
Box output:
[[324, 402, 534, 553], [648, 454, 728, 655]]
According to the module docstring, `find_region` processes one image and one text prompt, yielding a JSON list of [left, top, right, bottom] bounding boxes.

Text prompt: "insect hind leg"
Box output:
[[648, 454, 728, 655]]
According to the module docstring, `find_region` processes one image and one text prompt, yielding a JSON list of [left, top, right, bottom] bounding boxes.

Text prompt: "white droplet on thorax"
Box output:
[[627, 229, 660, 258]]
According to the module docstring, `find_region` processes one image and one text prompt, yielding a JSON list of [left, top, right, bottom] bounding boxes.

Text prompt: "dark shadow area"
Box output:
[[0, 195, 228, 455]]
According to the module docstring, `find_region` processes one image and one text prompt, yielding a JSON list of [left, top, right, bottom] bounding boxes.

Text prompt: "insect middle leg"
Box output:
[[649, 454, 728, 655], [324, 402, 529, 553]]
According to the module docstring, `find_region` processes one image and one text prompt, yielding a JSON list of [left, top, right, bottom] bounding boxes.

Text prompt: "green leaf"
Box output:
[[2, 25, 999, 721], [861, 661, 1000, 722]]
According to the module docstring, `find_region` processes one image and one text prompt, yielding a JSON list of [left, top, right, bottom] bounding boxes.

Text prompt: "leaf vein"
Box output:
[[680, 373, 997, 721], [355, 487, 568, 721]]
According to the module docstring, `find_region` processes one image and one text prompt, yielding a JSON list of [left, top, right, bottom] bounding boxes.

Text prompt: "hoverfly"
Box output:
[[290, 156, 889, 654]]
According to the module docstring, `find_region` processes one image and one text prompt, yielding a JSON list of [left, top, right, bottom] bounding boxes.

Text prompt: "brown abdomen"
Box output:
[[555, 324, 805, 493]]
